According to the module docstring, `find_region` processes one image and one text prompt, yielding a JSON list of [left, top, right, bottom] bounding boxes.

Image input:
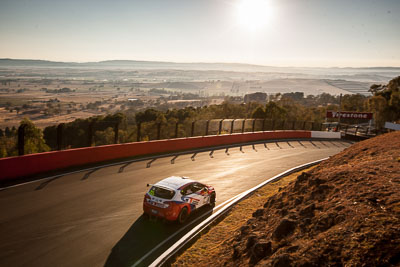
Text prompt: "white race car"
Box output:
[[143, 176, 216, 223]]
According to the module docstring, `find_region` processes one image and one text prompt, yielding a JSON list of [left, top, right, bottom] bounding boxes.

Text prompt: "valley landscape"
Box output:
[[1, 59, 398, 129]]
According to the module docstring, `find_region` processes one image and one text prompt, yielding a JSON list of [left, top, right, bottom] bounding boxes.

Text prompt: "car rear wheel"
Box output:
[[177, 207, 189, 224], [210, 192, 216, 205]]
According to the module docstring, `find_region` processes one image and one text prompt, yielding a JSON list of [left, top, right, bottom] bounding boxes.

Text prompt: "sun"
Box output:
[[235, 0, 274, 31]]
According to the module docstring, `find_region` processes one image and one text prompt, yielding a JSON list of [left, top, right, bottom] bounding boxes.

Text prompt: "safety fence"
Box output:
[[0, 130, 335, 181], [15, 119, 329, 156]]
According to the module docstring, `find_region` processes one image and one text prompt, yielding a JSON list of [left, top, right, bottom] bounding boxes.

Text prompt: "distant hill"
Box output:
[[1, 58, 399, 73], [0, 58, 74, 67], [0, 58, 270, 72]]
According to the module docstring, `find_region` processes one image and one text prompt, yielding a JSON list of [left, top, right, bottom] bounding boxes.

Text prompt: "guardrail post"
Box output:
[[281, 120, 285, 130], [218, 119, 223, 135], [355, 126, 359, 136], [262, 119, 266, 131], [191, 121, 195, 137], [366, 127, 369, 136], [272, 120, 275, 130], [137, 123, 141, 142], [205, 120, 209, 136], [114, 122, 119, 144], [87, 121, 94, 147], [302, 121, 306, 130], [230, 119, 235, 134], [18, 124, 26, 156], [311, 122, 315, 131], [241, 119, 245, 133], [57, 123, 64, 150], [319, 123, 323, 131], [157, 122, 161, 140], [292, 121, 295, 130], [175, 122, 179, 138], [252, 119, 256, 132]]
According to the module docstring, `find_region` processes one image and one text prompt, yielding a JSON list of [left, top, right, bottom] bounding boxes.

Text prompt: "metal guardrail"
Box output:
[[148, 158, 329, 267], [339, 124, 384, 141], [322, 122, 386, 141]]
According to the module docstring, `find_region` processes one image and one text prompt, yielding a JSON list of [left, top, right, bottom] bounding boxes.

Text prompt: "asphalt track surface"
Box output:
[[0, 140, 351, 267]]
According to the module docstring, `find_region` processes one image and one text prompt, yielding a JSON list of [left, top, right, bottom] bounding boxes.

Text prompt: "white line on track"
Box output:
[[131, 193, 245, 267]]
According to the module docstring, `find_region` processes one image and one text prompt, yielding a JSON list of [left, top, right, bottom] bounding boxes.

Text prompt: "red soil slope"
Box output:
[[177, 131, 400, 266]]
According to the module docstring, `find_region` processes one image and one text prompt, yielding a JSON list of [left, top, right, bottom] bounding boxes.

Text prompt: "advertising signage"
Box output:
[[326, 111, 373, 120]]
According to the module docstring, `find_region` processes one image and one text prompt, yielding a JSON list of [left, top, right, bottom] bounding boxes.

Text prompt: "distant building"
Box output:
[[244, 92, 267, 103], [224, 96, 243, 104]]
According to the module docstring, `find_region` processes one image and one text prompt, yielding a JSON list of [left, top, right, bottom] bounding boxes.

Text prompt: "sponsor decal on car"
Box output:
[[182, 196, 200, 205]]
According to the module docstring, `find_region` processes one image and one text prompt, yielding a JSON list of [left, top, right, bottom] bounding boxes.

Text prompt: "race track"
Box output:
[[0, 139, 351, 267]]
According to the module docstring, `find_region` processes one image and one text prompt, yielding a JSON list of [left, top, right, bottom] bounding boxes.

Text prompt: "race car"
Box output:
[[143, 176, 216, 223]]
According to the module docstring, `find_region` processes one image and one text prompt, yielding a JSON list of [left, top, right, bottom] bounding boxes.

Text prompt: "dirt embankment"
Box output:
[[173, 131, 400, 267]]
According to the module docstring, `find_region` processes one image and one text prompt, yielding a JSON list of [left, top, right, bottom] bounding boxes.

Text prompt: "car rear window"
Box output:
[[149, 186, 175, 200]]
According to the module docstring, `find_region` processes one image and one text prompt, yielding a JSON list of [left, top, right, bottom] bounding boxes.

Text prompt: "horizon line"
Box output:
[[1, 57, 400, 69]]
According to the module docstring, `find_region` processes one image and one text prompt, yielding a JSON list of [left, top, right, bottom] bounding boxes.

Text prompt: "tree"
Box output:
[[251, 107, 266, 118], [19, 118, 50, 154], [369, 84, 383, 94], [389, 91, 400, 112], [368, 76, 400, 124], [317, 93, 339, 105], [264, 102, 287, 120], [0, 146, 7, 158], [341, 94, 367, 112], [135, 109, 160, 123], [95, 127, 115, 146], [5, 127, 11, 137], [43, 125, 57, 150], [367, 96, 387, 128]]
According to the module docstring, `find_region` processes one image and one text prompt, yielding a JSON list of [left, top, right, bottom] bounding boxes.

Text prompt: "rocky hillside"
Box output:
[[173, 131, 400, 266]]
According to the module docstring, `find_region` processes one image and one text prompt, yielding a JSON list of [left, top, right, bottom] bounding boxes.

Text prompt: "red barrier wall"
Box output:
[[0, 131, 311, 181]]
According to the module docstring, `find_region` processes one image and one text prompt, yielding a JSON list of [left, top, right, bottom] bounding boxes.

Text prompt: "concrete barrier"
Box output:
[[0, 131, 312, 181], [311, 131, 341, 139], [385, 122, 400, 131]]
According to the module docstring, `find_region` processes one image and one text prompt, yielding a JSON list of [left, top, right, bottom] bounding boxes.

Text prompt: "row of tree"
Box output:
[[1, 76, 399, 158]]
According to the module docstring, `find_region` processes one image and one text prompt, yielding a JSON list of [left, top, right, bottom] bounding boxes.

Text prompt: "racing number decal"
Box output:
[[183, 197, 200, 205]]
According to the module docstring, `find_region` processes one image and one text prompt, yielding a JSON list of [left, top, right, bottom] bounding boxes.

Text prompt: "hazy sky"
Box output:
[[0, 0, 399, 67]]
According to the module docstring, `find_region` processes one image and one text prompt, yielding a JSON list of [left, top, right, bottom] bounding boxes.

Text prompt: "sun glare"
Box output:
[[235, 0, 274, 31]]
